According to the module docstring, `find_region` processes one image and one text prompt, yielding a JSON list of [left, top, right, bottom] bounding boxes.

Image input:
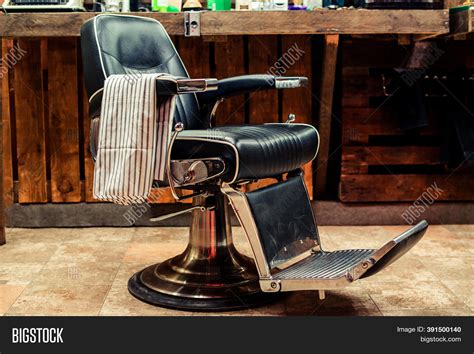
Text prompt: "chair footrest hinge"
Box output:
[[259, 279, 281, 293]]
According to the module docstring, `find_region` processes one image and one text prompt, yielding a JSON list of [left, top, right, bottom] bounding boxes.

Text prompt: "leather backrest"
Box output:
[[80, 14, 206, 130]]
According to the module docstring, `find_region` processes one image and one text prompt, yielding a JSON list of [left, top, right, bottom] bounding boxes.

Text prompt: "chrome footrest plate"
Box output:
[[262, 220, 428, 292]]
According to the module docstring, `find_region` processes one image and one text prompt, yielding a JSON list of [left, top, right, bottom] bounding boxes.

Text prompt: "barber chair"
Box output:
[[81, 14, 428, 311]]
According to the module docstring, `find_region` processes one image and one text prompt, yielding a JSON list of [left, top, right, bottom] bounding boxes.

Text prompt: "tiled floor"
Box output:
[[0, 225, 472, 316]]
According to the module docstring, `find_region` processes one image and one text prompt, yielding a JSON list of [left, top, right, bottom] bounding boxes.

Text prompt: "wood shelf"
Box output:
[[203, 10, 449, 35], [0, 10, 449, 37]]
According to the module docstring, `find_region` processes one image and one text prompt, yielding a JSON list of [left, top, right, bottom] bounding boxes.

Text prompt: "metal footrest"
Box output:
[[222, 172, 428, 294], [274, 249, 374, 280], [261, 220, 428, 292]]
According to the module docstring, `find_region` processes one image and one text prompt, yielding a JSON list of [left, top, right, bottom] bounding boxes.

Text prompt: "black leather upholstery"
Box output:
[[199, 75, 276, 106], [81, 14, 320, 184], [80, 14, 206, 130], [172, 124, 319, 183], [246, 174, 318, 267]]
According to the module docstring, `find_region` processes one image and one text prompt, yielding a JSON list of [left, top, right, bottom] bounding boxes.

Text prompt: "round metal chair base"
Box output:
[[128, 193, 282, 311], [128, 269, 281, 312]]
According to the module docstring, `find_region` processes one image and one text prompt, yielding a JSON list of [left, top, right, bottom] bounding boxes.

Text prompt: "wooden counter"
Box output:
[[0, 10, 449, 37]]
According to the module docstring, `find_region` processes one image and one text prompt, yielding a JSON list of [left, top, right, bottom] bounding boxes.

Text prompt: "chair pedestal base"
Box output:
[[128, 193, 281, 311]]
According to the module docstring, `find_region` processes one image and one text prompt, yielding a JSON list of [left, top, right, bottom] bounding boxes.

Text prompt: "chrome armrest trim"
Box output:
[[177, 78, 218, 93], [274, 76, 308, 89]]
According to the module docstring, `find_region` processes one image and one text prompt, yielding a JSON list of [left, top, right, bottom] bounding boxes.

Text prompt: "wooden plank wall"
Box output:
[[2, 39, 14, 206], [339, 39, 474, 202], [1, 35, 317, 205], [48, 38, 82, 202], [14, 39, 48, 203]]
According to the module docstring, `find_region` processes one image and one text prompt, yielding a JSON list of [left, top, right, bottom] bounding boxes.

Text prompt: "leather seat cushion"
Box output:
[[172, 123, 319, 183]]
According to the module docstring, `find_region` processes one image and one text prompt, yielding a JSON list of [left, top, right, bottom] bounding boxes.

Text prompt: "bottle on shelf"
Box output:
[[152, 0, 168, 11], [288, 0, 307, 9], [207, 0, 231, 10], [236, 0, 252, 10], [272, 0, 288, 9], [304, 0, 322, 9], [182, 0, 202, 10]]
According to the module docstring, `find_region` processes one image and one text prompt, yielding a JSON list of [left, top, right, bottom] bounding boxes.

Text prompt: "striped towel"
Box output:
[[93, 74, 177, 205]]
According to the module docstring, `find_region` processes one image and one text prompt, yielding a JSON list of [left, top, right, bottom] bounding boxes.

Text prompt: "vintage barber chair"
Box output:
[[81, 14, 428, 311]]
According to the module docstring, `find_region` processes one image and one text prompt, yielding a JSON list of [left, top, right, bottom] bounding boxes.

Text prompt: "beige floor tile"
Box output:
[[364, 281, 467, 312], [113, 262, 150, 282], [65, 227, 136, 243], [35, 262, 121, 286], [123, 241, 187, 263], [49, 241, 129, 263], [427, 225, 470, 239], [1, 225, 471, 316], [0, 262, 45, 285], [100, 277, 193, 316], [284, 291, 320, 315], [285, 288, 382, 316], [440, 280, 474, 311], [0, 284, 26, 315], [439, 226, 474, 256], [409, 227, 472, 258], [7, 283, 110, 316], [419, 257, 473, 282], [316, 295, 382, 316], [361, 257, 438, 283], [442, 224, 474, 237], [0, 242, 59, 262], [5, 228, 69, 244]]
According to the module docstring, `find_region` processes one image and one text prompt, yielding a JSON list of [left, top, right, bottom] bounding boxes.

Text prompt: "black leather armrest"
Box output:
[[198, 74, 308, 106], [87, 76, 218, 119]]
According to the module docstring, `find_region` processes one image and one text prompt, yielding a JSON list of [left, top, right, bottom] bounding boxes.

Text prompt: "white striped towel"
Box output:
[[93, 73, 177, 205]]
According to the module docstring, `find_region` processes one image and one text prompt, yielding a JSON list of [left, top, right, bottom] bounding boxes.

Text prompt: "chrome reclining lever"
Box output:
[[150, 195, 216, 222]]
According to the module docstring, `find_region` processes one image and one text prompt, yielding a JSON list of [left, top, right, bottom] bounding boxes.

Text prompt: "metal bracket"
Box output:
[[286, 113, 296, 123], [184, 11, 201, 37], [259, 279, 281, 293], [171, 158, 226, 186]]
